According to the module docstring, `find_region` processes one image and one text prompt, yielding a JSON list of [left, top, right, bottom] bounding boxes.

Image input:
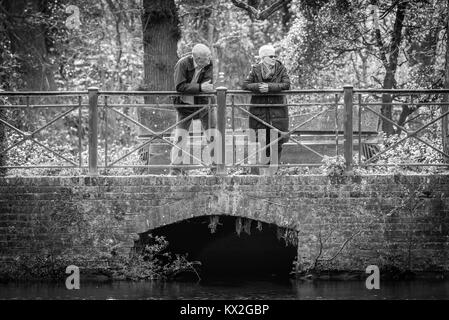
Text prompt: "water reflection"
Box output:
[[1, 279, 448, 300]]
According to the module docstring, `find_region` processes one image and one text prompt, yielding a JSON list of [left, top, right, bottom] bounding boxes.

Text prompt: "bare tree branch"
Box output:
[[371, 75, 383, 86], [231, 0, 288, 20], [379, 0, 400, 19], [371, 3, 389, 69], [230, 0, 258, 17], [351, 53, 362, 86], [388, 0, 408, 75]]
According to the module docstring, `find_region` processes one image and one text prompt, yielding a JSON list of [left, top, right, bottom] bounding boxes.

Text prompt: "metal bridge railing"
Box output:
[[98, 90, 216, 174], [224, 88, 343, 172], [0, 91, 87, 170], [353, 89, 449, 169], [1, 86, 448, 175]]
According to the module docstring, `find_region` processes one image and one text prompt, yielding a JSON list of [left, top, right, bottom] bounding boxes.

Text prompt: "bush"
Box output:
[[0, 235, 200, 282]]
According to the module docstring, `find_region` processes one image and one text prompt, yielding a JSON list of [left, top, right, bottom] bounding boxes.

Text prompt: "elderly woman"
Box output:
[[242, 45, 291, 174]]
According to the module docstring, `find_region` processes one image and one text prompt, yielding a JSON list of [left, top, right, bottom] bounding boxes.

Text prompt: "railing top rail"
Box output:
[[1, 89, 343, 96], [354, 89, 449, 94], [0, 91, 88, 96], [98, 91, 215, 96], [227, 89, 343, 94], [100, 90, 345, 96], [2, 88, 449, 96]]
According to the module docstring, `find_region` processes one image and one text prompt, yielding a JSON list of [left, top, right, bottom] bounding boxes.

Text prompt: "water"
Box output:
[[1, 278, 449, 300]]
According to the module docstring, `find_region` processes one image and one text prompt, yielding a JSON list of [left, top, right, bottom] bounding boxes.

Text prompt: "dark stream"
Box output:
[[1, 278, 449, 300]]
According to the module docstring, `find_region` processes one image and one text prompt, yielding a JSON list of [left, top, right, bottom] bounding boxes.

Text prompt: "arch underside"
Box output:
[[135, 215, 299, 278]]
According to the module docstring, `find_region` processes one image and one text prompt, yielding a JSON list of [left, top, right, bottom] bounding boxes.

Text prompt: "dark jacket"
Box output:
[[242, 60, 290, 137], [173, 55, 213, 113]]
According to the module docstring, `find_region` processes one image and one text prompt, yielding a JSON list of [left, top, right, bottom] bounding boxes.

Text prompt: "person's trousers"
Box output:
[[249, 129, 285, 175], [170, 106, 217, 173], [248, 106, 289, 175]]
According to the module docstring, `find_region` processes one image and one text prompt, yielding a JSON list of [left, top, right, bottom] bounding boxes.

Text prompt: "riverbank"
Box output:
[[1, 262, 448, 284]]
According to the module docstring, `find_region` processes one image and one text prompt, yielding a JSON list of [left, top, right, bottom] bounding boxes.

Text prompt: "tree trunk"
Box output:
[[381, 73, 394, 135], [140, 0, 180, 130], [443, 0, 449, 162], [378, 1, 407, 135], [3, 0, 56, 91], [1, 0, 57, 174], [281, 0, 292, 33], [139, 0, 180, 169]]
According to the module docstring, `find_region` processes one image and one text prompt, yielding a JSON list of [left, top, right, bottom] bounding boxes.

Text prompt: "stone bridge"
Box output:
[[0, 174, 448, 274]]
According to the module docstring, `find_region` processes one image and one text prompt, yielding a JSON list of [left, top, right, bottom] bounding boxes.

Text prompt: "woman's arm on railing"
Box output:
[[242, 68, 260, 92], [267, 66, 290, 92]]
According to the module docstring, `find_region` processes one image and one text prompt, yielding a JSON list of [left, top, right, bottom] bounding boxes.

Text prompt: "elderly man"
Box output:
[[242, 44, 291, 175], [170, 44, 216, 175]]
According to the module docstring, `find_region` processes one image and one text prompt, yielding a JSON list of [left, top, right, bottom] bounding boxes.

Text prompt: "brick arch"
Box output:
[[132, 213, 299, 236], [129, 195, 300, 235]]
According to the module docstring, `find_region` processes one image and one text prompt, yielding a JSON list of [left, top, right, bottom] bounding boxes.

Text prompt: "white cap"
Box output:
[[258, 45, 276, 58]]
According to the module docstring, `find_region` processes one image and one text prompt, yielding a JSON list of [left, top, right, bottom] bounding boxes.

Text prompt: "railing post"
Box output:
[[0, 99, 5, 177], [343, 85, 353, 172], [443, 93, 449, 163], [217, 72, 225, 87], [216, 86, 227, 175], [443, 9, 449, 163], [88, 87, 99, 176]]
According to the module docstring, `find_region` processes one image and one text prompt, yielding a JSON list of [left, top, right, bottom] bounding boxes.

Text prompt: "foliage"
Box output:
[[320, 155, 346, 177], [281, 1, 372, 88], [0, 37, 22, 90], [362, 132, 446, 174], [0, 254, 71, 281], [109, 235, 201, 281], [0, 0, 143, 91], [358, 104, 447, 174], [282, 0, 447, 90], [277, 226, 298, 247], [4, 130, 143, 176], [0, 235, 200, 282], [53, 0, 144, 91]]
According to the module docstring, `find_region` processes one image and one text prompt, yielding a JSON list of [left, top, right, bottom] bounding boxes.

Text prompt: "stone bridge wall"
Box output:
[[0, 174, 448, 272]]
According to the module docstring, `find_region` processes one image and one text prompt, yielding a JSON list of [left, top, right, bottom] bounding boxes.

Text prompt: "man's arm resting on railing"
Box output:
[[175, 73, 201, 93], [174, 59, 214, 93]]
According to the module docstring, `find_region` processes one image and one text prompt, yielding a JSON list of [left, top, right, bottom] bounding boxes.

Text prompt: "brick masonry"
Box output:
[[0, 174, 448, 273]]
